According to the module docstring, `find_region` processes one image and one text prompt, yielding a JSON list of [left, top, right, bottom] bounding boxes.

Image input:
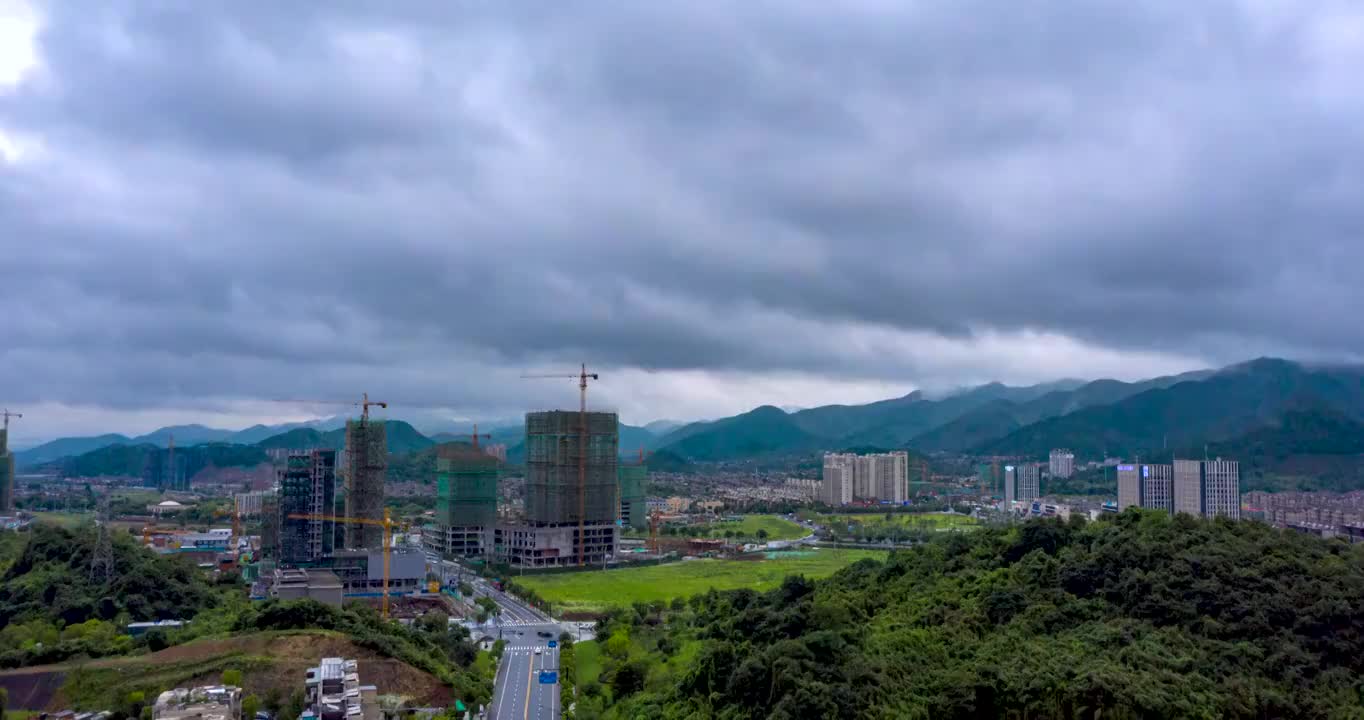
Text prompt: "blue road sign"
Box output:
[[547, 640, 557, 648], [539, 671, 558, 684]]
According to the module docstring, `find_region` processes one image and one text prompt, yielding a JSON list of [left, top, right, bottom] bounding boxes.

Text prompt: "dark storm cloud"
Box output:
[[2, 0, 1364, 418]]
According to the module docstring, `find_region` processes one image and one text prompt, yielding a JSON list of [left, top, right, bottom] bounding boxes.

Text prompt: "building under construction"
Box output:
[[0, 426, 14, 513], [498, 410, 618, 567], [344, 419, 386, 549], [278, 449, 338, 567], [617, 463, 648, 530], [428, 442, 499, 559]]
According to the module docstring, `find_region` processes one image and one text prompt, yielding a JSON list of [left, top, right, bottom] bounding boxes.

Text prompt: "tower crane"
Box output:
[[1, 408, 21, 431], [271, 393, 388, 421], [521, 364, 600, 567], [446, 424, 492, 452], [287, 508, 399, 617]]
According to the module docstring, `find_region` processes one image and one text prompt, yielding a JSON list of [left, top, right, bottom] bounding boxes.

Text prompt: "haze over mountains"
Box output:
[[20, 358, 1364, 487]]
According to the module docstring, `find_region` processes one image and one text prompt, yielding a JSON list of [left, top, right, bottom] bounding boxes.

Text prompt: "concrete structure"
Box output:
[[1016, 463, 1042, 503], [234, 491, 267, 517], [1049, 449, 1075, 480], [617, 463, 648, 530], [494, 522, 617, 568], [153, 686, 241, 720], [524, 411, 619, 525], [823, 451, 908, 504], [326, 548, 425, 595], [520, 410, 619, 565], [1173, 458, 1241, 519], [1203, 459, 1241, 519], [278, 450, 337, 567], [429, 442, 499, 559], [1173, 459, 1203, 516], [306, 657, 380, 720], [344, 419, 386, 549], [821, 454, 854, 506], [1118, 463, 1173, 512], [1117, 464, 1140, 511], [0, 427, 13, 513], [485, 443, 508, 462], [1004, 465, 1017, 505], [273, 568, 344, 607]]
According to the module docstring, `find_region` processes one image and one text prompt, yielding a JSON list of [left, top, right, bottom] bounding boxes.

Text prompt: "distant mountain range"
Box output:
[[23, 357, 1364, 491], [646, 359, 1364, 472]]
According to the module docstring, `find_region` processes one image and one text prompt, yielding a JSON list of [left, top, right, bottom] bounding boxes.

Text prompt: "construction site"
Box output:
[[428, 440, 499, 558], [344, 418, 386, 549], [0, 410, 16, 513]]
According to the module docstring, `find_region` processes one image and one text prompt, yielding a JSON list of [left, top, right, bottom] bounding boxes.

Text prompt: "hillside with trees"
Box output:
[[585, 512, 1364, 719]]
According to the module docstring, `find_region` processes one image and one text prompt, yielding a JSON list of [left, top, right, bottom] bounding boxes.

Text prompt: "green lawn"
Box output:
[[521, 548, 886, 613], [31, 511, 94, 528], [817, 511, 979, 531], [575, 640, 605, 688], [623, 514, 806, 541]]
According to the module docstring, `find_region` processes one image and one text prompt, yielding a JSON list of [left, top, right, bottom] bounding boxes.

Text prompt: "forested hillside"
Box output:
[[589, 512, 1364, 719]]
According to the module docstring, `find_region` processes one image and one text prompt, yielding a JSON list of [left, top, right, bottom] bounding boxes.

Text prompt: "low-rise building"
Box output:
[[305, 657, 379, 720], [153, 686, 241, 720]]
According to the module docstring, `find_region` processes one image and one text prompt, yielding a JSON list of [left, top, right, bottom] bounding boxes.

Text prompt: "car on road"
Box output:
[[537, 630, 553, 638], [535, 648, 543, 655]]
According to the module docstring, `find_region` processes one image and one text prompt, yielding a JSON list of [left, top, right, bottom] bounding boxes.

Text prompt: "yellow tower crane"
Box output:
[[287, 508, 400, 617]]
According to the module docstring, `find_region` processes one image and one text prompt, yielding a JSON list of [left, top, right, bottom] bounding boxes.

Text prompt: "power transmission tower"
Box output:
[[89, 495, 115, 584]]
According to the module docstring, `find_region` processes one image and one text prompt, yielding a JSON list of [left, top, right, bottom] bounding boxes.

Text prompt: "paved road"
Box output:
[[490, 627, 560, 720]]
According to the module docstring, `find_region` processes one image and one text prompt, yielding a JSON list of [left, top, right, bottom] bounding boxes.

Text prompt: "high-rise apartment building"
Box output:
[[618, 463, 648, 530], [1173, 459, 1203, 516], [823, 451, 908, 504], [1004, 465, 1017, 504], [1143, 463, 1174, 512], [1172, 458, 1240, 519], [278, 449, 337, 566], [429, 442, 499, 559], [515, 410, 618, 566], [344, 419, 386, 549], [1119, 463, 1173, 512], [1049, 449, 1075, 479], [0, 426, 14, 513], [1016, 462, 1042, 503], [821, 454, 854, 506], [1203, 459, 1241, 519]]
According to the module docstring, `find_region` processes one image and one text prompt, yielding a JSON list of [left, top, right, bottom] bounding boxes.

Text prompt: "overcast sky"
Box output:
[[3, 1, 1363, 443]]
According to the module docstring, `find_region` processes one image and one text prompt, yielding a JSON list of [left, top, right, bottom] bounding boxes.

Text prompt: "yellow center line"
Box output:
[[524, 650, 535, 720]]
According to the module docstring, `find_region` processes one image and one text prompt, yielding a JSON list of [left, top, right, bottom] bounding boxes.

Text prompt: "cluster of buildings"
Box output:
[[820, 451, 910, 506], [149, 657, 381, 720], [265, 411, 643, 581], [153, 686, 242, 720], [1244, 490, 1364, 541], [1117, 458, 1240, 519], [1049, 449, 1075, 479]]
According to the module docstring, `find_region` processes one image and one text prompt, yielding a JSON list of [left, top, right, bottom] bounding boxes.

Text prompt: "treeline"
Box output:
[[590, 511, 1364, 719]]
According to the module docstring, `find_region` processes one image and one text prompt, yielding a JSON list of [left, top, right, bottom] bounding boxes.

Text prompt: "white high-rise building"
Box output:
[[1203, 459, 1240, 520], [1004, 465, 1017, 505], [1119, 463, 1173, 512], [821, 454, 854, 506], [823, 451, 908, 504], [1017, 463, 1041, 503], [1049, 449, 1075, 479]]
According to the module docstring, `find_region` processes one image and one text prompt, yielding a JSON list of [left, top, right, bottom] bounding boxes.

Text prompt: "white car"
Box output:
[[535, 648, 543, 655]]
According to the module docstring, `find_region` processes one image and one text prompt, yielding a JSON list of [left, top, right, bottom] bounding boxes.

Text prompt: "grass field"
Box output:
[[575, 640, 604, 688], [29, 511, 93, 529], [520, 548, 886, 613], [623, 514, 806, 541], [817, 511, 979, 531]]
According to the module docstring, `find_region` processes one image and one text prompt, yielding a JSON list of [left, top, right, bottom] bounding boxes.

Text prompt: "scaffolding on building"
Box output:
[[344, 419, 386, 549], [525, 411, 619, 530], [617, 463, 648, 530]]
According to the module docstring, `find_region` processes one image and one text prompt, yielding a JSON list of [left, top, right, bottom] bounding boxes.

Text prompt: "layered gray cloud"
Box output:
[[2, 0, 1363, 438]]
